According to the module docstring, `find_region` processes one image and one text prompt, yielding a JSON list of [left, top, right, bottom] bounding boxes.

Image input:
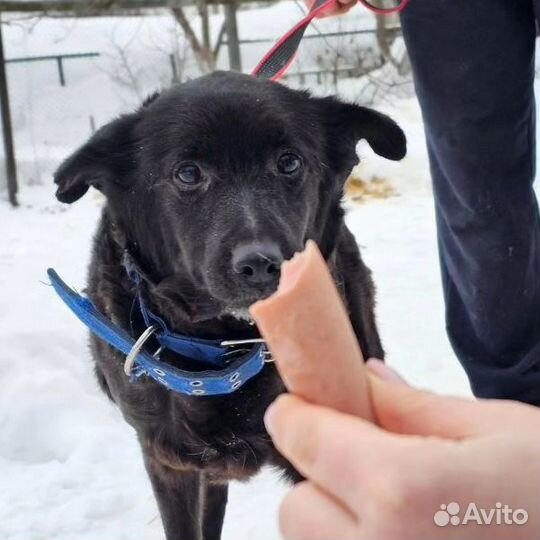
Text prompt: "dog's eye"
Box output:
[[175, 164, 201, 186], [278, 153, 302, 175]]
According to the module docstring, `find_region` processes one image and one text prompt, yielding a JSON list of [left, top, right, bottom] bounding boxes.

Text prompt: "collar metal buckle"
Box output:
[[220, 338, 273, 363], [220, 338, 265, 347]]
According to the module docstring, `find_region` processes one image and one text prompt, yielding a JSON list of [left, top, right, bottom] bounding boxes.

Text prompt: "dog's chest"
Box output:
[[140, 395, 277, 482]]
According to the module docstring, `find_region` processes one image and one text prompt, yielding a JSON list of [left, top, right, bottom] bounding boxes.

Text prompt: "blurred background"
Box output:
[[0, 0, 415, 198], [0, 2, 476, 539]]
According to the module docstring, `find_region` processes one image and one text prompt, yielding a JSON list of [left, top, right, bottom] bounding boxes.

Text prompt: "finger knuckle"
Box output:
[[366, 468, 418, 520]]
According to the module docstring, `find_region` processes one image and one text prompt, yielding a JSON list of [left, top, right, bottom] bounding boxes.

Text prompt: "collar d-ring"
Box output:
[[124, 324, 160, 375]]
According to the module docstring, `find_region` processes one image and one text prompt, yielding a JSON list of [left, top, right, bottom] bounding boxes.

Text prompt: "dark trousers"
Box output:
[[401, 1, 540, 405]]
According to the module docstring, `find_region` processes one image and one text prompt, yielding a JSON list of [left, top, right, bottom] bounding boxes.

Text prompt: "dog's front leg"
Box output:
[[201, 479, 228, 540], [144, 455, 204, 540], [337, 227, 385, 360]]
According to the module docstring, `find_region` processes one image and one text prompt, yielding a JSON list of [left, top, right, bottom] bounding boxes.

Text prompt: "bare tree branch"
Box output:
[[376, 15, 400, 70], [212, 21, 226, 58], [171, 5, 215, 72]]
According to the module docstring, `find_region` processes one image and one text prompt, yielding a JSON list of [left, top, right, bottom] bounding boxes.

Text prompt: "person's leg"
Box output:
[[401, 1, 540, 405]]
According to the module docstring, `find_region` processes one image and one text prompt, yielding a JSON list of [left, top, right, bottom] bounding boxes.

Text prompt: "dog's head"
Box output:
[[55, 71, 405, 321]]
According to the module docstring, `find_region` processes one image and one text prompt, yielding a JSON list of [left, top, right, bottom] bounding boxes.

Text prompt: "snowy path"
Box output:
[[0, 99, 470, 539]]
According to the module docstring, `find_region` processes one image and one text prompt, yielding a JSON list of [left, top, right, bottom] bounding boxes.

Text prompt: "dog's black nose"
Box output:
[[232, 242, 283, 285]]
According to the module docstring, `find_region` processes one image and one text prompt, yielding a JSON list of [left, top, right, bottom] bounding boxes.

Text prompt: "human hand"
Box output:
[[307, 0, 357, 18], [251, 242, 539, 539], [265, 360, 540, 540]]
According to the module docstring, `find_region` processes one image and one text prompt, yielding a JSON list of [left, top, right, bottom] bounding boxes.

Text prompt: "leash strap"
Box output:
[[47, 268, 267, 396], [252, 0, 411, 81], [252, 0, 337, 80]]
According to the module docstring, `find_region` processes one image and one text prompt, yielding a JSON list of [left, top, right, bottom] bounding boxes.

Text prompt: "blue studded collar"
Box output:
[[47, 259, 270, 396]]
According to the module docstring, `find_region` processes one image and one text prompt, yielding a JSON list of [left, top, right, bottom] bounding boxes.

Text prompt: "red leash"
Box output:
[[252, 0, 411, 81]]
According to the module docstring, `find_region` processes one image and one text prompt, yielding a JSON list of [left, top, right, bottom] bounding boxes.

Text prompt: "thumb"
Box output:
[[366, 360, 537, 439]]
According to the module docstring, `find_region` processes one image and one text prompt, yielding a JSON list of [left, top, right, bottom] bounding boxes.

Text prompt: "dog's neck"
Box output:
[[101, 219, 259, 342], [134, 268, 259, 341]]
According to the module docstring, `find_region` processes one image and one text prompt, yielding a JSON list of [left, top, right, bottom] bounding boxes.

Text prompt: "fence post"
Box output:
[[0, 15, 18, 207], [57, 56, 66, 86], [224, 2, 242, 72], [169, 53, 179, 83]]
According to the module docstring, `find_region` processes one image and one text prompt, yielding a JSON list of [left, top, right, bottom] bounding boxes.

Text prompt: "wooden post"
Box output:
[[0, 15, 18, 207], [224, 2, 241, 72], [199, 0, 211, 57]]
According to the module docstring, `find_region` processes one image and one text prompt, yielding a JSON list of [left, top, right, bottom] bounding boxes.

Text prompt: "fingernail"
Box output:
[[366, 359, 406, 384], [264, 400, 278, 436]]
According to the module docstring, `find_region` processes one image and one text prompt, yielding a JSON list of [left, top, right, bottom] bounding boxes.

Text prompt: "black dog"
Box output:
[[54, 71, 405, 540]]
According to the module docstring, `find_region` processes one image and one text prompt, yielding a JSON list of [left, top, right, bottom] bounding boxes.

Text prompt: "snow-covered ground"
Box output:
[[0, 4, 485, 539]]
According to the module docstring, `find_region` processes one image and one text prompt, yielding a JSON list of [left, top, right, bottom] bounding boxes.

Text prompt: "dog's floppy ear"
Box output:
[[54, 113, 139, 203], [321, 97, 406, 162]]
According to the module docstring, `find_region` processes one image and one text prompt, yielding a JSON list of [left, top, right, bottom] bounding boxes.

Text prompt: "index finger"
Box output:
[[309, 0, 356, 17], [265, 393, 412, 512]]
